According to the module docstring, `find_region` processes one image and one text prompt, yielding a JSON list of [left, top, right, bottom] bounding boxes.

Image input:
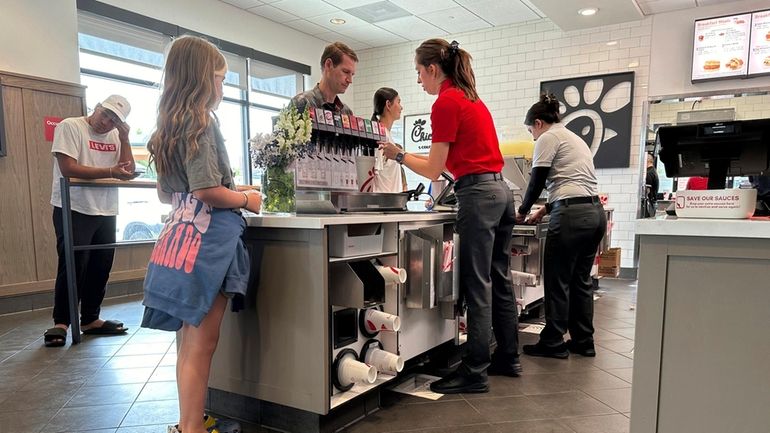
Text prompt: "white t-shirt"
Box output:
[[532, 123, 598, 203], [373, 129, 404, 193], [50, 117, 122, 215]]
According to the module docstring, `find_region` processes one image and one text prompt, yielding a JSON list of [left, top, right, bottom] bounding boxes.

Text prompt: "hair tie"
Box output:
[[448, 40, 460, 57]]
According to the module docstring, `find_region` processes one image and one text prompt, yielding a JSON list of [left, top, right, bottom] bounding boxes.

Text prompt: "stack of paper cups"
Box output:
[[355, 155, 376, 192], [375, 265, 407, 284], [338, 355, 377, 387], [365, 348, 404, 373], [364, 309, 401, 333]]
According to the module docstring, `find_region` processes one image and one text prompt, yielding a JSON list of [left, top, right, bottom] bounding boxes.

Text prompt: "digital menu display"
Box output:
[[748, 9, 770, 76], [691, 13, 751, 82]]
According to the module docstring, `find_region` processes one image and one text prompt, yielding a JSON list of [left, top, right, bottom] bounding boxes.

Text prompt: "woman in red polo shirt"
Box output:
[[380, 39, 520, 395]]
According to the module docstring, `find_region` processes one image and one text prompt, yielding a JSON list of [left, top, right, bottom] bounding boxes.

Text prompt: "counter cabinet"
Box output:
[[207, 212, 457, 433]]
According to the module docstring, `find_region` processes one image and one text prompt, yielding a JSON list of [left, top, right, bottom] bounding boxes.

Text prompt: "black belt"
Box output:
[[454, 172, 503, 191], [549, 196, 600, 210]]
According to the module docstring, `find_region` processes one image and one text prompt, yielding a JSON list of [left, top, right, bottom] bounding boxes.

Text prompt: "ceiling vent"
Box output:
[[346, 1, 411, 23]]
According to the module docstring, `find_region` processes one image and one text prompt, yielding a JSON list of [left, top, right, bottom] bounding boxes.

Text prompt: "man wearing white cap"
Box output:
[[45, 95, 137, 347]]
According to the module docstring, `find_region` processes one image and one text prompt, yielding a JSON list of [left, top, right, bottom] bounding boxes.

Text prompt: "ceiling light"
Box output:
[[578, 7, 598, 16], [606, 41, 618, 46], [330, 18, 346, 25]]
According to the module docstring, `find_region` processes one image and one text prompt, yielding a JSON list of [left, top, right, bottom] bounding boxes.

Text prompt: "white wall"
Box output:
[[0, 0, 80, 82], [0, 0, 327, 85], [348, 18, 652, 269], [649, 0, 770, 98]]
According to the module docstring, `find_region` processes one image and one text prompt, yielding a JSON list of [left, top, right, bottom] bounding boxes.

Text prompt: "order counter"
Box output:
[[206, 211, 459, 433], [630, 216, 770, 433]]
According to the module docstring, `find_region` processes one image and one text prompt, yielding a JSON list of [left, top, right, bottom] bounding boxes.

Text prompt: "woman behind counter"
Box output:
[[371, 87, 407, 193], [380, 39, 520, 394], [516, 93, 606, 359]]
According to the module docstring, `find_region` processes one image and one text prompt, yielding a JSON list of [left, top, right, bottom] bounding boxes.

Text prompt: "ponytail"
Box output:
[[524, 93, 561, 126], [415, 39, 478, 102], [372, 87, 398, 121]]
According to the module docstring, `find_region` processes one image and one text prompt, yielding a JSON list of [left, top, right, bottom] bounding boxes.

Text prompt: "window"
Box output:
[[75, 9, 307, 238]]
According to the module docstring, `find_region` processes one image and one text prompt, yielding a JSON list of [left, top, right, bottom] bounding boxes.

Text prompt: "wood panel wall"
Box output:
[[0, 71, 151, 298]]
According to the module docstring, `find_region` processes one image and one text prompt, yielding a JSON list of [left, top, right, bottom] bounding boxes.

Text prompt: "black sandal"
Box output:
[[43, 327, 67, 347]]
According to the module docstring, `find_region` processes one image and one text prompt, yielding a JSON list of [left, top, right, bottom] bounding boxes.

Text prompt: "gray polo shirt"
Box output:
[[290, 84, 353, 115], [532, 123, 598, 203]]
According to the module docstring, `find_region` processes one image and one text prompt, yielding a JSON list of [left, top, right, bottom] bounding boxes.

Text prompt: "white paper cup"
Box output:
[[338, 355, 377, 386], [364, 309, 401, 333], [375, 265, 407, 284], [355, 155, 376, 192], [365, 348, 404, 373]]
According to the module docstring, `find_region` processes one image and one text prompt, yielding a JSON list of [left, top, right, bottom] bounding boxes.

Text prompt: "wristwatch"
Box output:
[[395, 152, 405, 164]]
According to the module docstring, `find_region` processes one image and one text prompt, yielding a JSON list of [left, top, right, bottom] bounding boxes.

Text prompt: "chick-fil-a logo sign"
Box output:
[[150, 194, 212, 273], [44, 117, 63, 142], [404, 114, 432, 154]]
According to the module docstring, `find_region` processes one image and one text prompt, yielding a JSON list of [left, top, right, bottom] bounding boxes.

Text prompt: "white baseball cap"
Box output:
[[100, 95, 131, 122]]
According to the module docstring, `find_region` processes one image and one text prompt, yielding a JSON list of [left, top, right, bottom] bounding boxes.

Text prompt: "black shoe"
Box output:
[[566, 339, 596, 357], [429, 371, 489, 394], [523, 342, 569, 359], [487, 360, 523, 377]]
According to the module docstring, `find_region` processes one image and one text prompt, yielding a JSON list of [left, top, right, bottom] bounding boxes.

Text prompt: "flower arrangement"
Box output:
[[250, 103, 313, 170], [249, 103, 313, 214]]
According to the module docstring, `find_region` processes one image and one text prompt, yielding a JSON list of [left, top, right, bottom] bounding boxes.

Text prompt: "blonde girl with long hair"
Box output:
[[143, 35, 261, 433]]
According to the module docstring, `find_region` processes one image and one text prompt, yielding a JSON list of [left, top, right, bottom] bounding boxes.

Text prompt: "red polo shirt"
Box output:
[[431, 80, 502, 180]]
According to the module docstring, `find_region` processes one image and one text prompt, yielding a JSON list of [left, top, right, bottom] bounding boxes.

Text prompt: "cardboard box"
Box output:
[[598, 247, 621, 278], [329, 223, 384, 258]]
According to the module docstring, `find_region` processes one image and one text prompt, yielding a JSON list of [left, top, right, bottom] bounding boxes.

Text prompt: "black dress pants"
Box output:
[[454, 179, 520, 377], [52, 207, 116, 326], [539, 202, 606, 346]]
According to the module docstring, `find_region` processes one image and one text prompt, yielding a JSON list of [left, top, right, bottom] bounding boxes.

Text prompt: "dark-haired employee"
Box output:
[[516, 94, 606, 359], [381, 38, 520, 394]]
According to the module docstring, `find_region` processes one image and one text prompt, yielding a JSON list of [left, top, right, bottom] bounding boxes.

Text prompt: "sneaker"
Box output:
[[429, 371, 489, 394], [487, 360, 523, 377], [522, 342, 569, 359], [566, 339, 596, 357]]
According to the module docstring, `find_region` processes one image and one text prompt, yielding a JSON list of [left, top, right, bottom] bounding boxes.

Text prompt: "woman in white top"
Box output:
[[371, 87, 407, 193]]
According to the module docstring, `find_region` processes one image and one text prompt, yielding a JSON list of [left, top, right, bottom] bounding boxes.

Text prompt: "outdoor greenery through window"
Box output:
[[76, 11, 304, 239]]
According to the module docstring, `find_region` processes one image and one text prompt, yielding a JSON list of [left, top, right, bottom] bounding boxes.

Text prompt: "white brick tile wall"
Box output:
[[348, 17, 653, 269]]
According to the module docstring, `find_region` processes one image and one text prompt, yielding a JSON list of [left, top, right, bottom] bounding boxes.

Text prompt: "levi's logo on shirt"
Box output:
[[88, 141, 117, 152]]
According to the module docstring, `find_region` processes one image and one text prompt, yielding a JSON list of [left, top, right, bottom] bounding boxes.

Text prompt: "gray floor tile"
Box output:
[[604, 368, 633, 384], [404, 424, 496, 433], [148, 365, 177, 382], [526, 391, 616, 418], [104, 354, 164, 370], [559, 370, 632, 391], [87, 367, 155, 386], [492, 419, 574, 433], [116, 426, 172, 433], [584, 388, 632, 413], [596, 339, 635, 356], [59, 344, 123, 359], [465, 395, 552, 423], [5, 408, 58, 433], [561, 413, 630, 433], [136, 380, 178, 402], [462, 375, 525, 399], [515, 373, 575, 395], [120, 400, 180, 427], [66, 383, 145, 407], [116, 342, 173, 357], [0, 386, 75, 412], [346, 400, 486, 432], [44, 403, 131, 432], [588, 352, 634, 369]]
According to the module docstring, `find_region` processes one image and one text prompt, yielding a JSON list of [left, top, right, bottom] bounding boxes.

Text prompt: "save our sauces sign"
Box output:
[[403, 113, 432, 154]]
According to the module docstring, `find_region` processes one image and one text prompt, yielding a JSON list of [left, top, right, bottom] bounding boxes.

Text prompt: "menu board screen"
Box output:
[[748, 9, 770, 76], [692, 13, 751, 82]]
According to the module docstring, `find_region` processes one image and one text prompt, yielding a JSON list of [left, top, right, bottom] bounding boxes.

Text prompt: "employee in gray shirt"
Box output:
[[290, 42, 356, 115], [515, 93, 607, 359]]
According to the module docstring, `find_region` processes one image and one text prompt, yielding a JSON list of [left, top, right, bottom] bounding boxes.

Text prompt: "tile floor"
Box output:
[[0, 279, 637, 433]]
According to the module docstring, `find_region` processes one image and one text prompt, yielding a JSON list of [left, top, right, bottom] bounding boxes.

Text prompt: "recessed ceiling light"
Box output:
[[330, 18, 346, 25], [578, 7, 598, 16], [606, 41, 618, 46]]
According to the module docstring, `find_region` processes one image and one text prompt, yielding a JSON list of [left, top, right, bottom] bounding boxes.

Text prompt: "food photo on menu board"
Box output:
[[748, 9, 770, 76], [692, 12, 751, 81]]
